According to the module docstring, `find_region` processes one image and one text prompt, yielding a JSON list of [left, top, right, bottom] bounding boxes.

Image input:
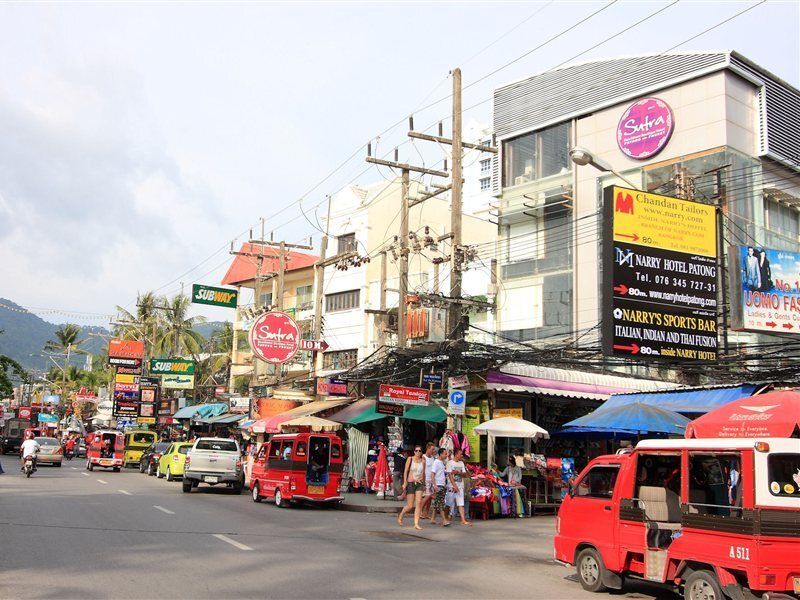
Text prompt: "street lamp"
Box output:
[[569, 146, 641, 191]]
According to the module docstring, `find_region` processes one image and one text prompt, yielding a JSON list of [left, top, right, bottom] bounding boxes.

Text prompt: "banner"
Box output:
[[149, 359, 195, 375], [109, 338, 144, 359], [192, 284, 238, 308], [162, 374, 195, 390], [229, 397, 250, 414], [463, 400, 488, 464]]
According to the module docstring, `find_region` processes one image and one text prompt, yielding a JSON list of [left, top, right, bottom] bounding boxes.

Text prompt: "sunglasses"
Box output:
[[414, 449, 422, 453]]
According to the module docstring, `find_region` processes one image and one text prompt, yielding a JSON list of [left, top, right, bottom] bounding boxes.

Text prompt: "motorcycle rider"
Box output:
[[20, 432, 40, 472]]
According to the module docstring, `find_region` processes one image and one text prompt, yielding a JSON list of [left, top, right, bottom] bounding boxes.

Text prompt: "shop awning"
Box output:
[[201, 413, 247, 425], [560, 403, 691, 436], [172, 403, 228, 420], [250, 397, 353, 433], [685, 389, 800, 438], [402, 404, 447, 423], [238, 420, 254, 430], [328, 399, 381, 425], [602, 384, 762, 414]]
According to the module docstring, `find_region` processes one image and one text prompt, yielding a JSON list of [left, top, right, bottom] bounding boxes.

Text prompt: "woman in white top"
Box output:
[[500, 456, 523, 486], [397, 446, 426, 530]]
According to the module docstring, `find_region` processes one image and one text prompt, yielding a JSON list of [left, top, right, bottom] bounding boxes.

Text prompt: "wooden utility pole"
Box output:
[[228, 286, 241, 394], [449, 68, 464, 339], [379, 250, 387, 347], [312, 195, 332, 377]]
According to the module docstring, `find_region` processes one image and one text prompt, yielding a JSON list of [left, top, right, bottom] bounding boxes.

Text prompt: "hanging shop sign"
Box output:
[[248, 311, 301, 364], [215, 386, 226, 396], [109, 357, 142, 368], [316, 378, 348, 397], [376, 401, 405, 417], [229, 397, 250, 414], [378, 384, 429, 407], [422, 372, 443, 386], [149, 359, 195, 375], [108, 338, 145, 359], [729, 246, 800, 334], [191, 284, 238, 309], [299, 338, 329, 352], [161, 374, 195, 390], [113, 394, 138, 418], [18, 407, 32, 420], [617, 97, 674, 160], [448, 375, 470, 390], [603, 186, 718, 362]]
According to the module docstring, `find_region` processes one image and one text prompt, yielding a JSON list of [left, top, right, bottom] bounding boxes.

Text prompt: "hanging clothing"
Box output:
[[439, 433, 454, 453], [347, 427, 369, 488]]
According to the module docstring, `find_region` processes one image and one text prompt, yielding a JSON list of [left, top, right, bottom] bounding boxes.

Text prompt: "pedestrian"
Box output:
[[397, 445, 426, 530], [446, 448, 471, 525], [419, 442, 436, 519], [391, 447, 408, 500], [430, 447, 451, 526], [499, 456, 522, 486]]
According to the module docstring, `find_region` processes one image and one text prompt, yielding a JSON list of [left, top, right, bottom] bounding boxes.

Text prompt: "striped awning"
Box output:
[[250, 397, 353, 433]]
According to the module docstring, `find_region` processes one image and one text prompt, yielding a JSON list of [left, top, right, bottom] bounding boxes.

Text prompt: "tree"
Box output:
[[1, 355, 29, 399], [44, 324, 87, 355], [154, 294, 206, 359]]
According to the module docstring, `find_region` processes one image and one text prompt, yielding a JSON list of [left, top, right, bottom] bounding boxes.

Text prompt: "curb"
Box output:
[[333, 501, 403, 514]]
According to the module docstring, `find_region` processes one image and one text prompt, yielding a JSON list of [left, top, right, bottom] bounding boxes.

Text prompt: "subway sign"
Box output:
[[191, 284, 238, 308], [602, 186, 718, 362], [149, 359, 195, 375]]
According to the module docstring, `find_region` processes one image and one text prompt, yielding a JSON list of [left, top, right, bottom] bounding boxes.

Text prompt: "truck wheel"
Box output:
[[182, 479, 193, 493], [88, 462, 94, 472], [576, 548, 609, 593], [684, 570, 725, 600], [275, 488, 286, 508], [113, 467, 120, 472], [252, 482, 262, 503]]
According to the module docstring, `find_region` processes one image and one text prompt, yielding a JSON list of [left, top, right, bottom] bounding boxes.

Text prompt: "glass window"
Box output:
[[268, 442, 281, 459], [480, 158, 491, 174], [575, 465, 619, 499], [338, 233, 356, 254], [178, 445, 191, 455], [323, 349, 358, 370], [259, 292, 273, 308], [765, 200, 799, 241], [634, 453, 682, 498], [296, 285, 314, 308], [688, 453, 743, 516], [195, 440, 237, 452], [767, 453, 800, 497], [325, 290, 359, 312], [296, 441, 307, 457], [331, 444, 341, 458], [479, 177, 491, 191], [281, 441, 294, 460], [502, 122, 571, 187]]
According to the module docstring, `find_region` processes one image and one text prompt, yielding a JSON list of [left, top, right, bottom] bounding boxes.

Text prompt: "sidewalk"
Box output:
[[334, 492, 405, 513]]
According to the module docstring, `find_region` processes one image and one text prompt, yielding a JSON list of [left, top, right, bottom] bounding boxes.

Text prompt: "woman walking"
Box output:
[[397, 445, 426, 530]]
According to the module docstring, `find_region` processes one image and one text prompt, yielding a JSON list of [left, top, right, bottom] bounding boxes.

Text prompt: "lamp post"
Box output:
[[569, 146, 642, 191]]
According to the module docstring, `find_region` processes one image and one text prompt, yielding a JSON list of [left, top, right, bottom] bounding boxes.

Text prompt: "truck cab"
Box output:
[[182, 437, 244, 494], [555, 438, 800, 600]]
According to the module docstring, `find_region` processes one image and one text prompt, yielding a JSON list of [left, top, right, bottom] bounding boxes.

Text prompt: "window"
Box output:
[[296, 441, 307, 457], [338, 233, 356, 254], [331, 444, 341, 459], [259, 292, 273, 308], [296, 285, 314, 308], [765, 200, 799, 241], [767, 453, 799, 497], [688, 453, 743, 516], [325, 290, 359, 312], [505, 219, 540, 262], [479, 177, 491, 191], [268, 442, 281, 459], [575, 465, 620, 499], [634, 453, 682, 498], [195, 440, 237, 452], [132, 432, 153, 444], [323, 349, 358, 370], [480, 158, 491, 174], [502, 122, 571, 187], [178, 445, 191, 455], [281, 441, 294, 460]]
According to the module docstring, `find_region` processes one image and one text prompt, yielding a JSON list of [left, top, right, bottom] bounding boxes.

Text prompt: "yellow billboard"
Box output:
[[611, 187, 716, 257]]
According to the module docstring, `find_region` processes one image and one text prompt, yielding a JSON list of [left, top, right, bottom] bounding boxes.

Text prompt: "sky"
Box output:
[[0, 0, 798, 327]]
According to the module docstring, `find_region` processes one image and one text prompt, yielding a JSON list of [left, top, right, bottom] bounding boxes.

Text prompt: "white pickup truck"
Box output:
[[182, 437, 244, 494]]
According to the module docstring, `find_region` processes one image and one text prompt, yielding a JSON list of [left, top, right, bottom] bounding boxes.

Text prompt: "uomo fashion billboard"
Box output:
[[730, 246, 800, 334]]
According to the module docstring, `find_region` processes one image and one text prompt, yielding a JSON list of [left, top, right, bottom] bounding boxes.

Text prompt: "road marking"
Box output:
[[81, 473, 90, 477], [119, 490, 133, 496], [97, 479, 108, 484], [71, 467, 77, 470], [212, 534, 252, 551], [153, 505, 175, 515]]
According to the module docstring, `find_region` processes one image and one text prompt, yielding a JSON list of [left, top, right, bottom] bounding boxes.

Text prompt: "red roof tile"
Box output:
[[221, 243, 318, 286]]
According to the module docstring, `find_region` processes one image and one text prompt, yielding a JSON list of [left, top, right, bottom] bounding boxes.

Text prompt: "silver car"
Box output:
[[35, 437, 63, 466]]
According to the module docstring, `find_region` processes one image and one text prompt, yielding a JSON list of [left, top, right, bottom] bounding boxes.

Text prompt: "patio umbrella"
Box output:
[[280, 416, 342, 432], [473, 417, 549, 468], [561, 403, 691, 436], [685, 389, 800, 438], [371, 443, 392, 499]]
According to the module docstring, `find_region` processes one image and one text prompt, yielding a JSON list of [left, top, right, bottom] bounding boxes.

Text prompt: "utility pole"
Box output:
[[709, 165, 731, 358], [312, 196, 332, 377]]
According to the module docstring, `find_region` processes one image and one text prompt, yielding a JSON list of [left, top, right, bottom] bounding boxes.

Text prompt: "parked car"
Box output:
[[182, 437, 243, 494], [139, 442, 172, 476], [35, 437, 63, 467], [157, 442, 193, 481]]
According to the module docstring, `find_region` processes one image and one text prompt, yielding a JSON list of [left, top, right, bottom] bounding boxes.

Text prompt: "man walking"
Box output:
[[430, 447, 451, 526]]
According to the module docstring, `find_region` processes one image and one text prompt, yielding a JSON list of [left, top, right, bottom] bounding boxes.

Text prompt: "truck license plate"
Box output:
[[205, 476, 218, 483], [793, 577, 800, 594], [308, 485, 324, 495], [101, 460, 111, 465]]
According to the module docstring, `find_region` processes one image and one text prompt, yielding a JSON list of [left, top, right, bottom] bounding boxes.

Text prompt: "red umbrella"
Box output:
[[372, 443, 392, 497], [685, 389, 800, 439]]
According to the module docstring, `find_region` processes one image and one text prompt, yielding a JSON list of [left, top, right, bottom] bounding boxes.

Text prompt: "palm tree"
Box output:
[[154, 294, 206, 359], [44, 324, 88, 396], [115, 291, 166, 346]]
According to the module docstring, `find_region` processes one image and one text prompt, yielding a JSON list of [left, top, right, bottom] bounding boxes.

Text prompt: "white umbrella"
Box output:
[[280, 416, 342, 432], [473, 417, 549, 467]]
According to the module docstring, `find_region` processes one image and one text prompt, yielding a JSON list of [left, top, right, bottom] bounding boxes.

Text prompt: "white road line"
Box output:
[[212, 534, 252, 551], [119, 490, 133, 496], [153, 505, 175, 515], [71, 467, 77, 470], [81, 472, 90, 477], [97, 479, 108, 484]]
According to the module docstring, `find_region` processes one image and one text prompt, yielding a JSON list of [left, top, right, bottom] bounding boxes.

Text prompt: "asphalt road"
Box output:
[[0, 455, 680, 600]]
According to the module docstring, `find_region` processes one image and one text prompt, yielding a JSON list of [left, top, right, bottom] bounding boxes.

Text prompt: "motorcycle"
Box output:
[[23, 455, 35, 478]]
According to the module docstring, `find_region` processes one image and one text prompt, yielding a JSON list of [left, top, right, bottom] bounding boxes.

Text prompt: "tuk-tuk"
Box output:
[[85, 430, 124, 471], [554, 437, 800, 600], [123, 429, 157, 467], [249, 432, 344, 507]]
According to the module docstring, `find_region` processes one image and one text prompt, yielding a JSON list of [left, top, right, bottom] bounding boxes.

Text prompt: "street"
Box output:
[[0, 455, 678, 600]]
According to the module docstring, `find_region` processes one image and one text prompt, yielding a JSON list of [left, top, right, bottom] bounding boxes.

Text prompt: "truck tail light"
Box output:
[[236, 458, 242, 470], [755, 441, 770, 452], [759, 574, 776, 586], [184, 455, 190, 469]]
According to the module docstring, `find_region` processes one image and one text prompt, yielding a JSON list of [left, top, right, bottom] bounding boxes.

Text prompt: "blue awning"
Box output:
[[172, 406, 201, 419], [172, 403, 227, 420], [602, 384, 760, 414]]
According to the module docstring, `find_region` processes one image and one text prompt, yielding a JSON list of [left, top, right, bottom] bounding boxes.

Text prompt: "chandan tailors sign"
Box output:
[[603, 186, 718, 361]]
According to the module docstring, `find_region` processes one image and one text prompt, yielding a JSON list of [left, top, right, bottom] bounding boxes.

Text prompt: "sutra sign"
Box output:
[[603, 186, 718, 362], [248, 311, 301, 364], [378, 384, 429, 407]]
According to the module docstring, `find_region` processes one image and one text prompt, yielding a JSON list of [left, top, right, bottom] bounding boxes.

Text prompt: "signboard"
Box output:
[[38, 413, 58, 423], [422, 373, 443, 385], [248, 311, 301, 364], [108, 338, 145, 359], [463, 400, 489, 464], [603, 186, 718, 361], [730, 246, 800, 334], [299, 339, 329, 352], [378, 384, 429, 407], [113, 394, 138, 418], [149, 359, 195, 375], [448, 389, 465, 415], [18, 406, 32, 420], [137, 417, 156, 425], [43, 395, 60, 404], [617, 97, 674, 160], [116, 418, 135, 429], [158, 399, 172, 416], [448, 375, 470, 390], [229, 397, 250, 414], [316, 378, 348, 397], [109, 357, 142, 368], [162, 374, 195, 390], [215, 386, 226, 396], [191, 284, 238, 308], [493, 407, 523, 419], [376, 401, 405, 417]]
